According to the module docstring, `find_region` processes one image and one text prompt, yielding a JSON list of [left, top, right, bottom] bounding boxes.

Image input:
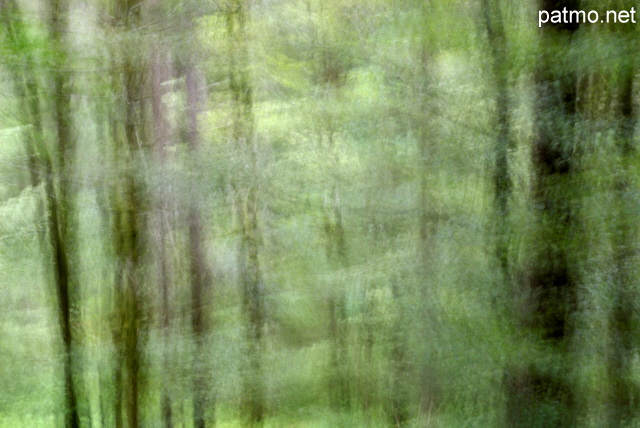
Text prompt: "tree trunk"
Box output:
[[184, 60, 215, 428], [109, 1, 147, 426], [506, 1, 580, 426], [2, 1, 80, 425], [227, 2, 266, 425], [481, 0, 513, 275], [46, 0, 82, 424], [607, 64, 638, 427], [151, 47, 175, 428]]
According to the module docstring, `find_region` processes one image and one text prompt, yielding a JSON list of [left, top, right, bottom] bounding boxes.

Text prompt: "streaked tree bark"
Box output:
[[506, 1, 580, 426], [607, 58, 639, 428], [183, 59, 214, 428], [2, 1, 81, 425], [481, 0, 513, 275], [227, 1, 266, 425], [108, 1, 148, 426], [48, 0, 81, 425]]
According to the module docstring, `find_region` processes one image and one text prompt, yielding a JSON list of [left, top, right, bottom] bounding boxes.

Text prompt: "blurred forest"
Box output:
[[1, 0, 639, 426]]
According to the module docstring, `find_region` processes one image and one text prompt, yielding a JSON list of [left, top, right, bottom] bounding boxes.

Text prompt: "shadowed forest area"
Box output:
[[1, 0, 640, 426]]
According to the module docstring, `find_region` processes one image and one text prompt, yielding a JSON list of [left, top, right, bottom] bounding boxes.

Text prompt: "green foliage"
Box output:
[[1, 0, 639, 426]]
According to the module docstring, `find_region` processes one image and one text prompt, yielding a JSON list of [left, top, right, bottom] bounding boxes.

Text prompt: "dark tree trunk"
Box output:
[[110, 1, 147, 426], [121, 62, 145, 428], [3, 1, 80, 424], [48, 0, 81, 425], [506, 1, 581, 426], [481, 0, 513, 275], [189, 207, 212, 428], [227, 2, 266, 425], [607, 64, 639, 427], [183, 61, 215, 428]]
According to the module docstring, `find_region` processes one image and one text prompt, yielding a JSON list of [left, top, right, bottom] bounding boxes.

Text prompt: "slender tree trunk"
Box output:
[[121, 61, 145, 428], [151, 47, 175, 428], [481, 0, 513, 275], [47, 165, 80, 428], [109, 1, 147, 426], [237, 193, 266, 426], [5, 0, 85, 427], [607, 65, 638, 427], [184, 61, 214, 428], [110, 125, 145, 428], [227, 2, 266, 425], [45, 0, 82, 424], [506, 2, 580, 426], [109, 104, 125, 428], [173, 9, 215, 425], [2, 2, 80, 425], [189, 206, 212, 428]]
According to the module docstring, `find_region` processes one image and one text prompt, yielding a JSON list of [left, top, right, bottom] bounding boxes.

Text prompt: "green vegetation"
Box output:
[[1, 0, 639, 426]]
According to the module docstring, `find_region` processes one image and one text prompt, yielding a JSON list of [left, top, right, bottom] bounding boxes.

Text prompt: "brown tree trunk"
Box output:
[[121, 63, 144, 428], [109, 1, 147, 426], [183, 61, 215, 428], [174, 11, 215, 426]]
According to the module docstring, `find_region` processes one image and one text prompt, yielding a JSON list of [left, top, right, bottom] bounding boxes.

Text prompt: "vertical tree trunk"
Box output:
[[3, 0, 86, 424], [481, 0, 513, 275], [121, 60, 144, 428], [49, 2, 80, 424], [506, 1, 580, 426], [607, 64, 638, 427], [1, 1, 78, 423], [189, 206, 212, 428], [227, 2, 266, 425], [109, 1, 147, 426], [183, 60, 215, 428], [151, 48, 175, 428]]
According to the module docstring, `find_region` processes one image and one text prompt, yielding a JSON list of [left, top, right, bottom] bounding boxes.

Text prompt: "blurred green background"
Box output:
[[1, 0, 639, 426]]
